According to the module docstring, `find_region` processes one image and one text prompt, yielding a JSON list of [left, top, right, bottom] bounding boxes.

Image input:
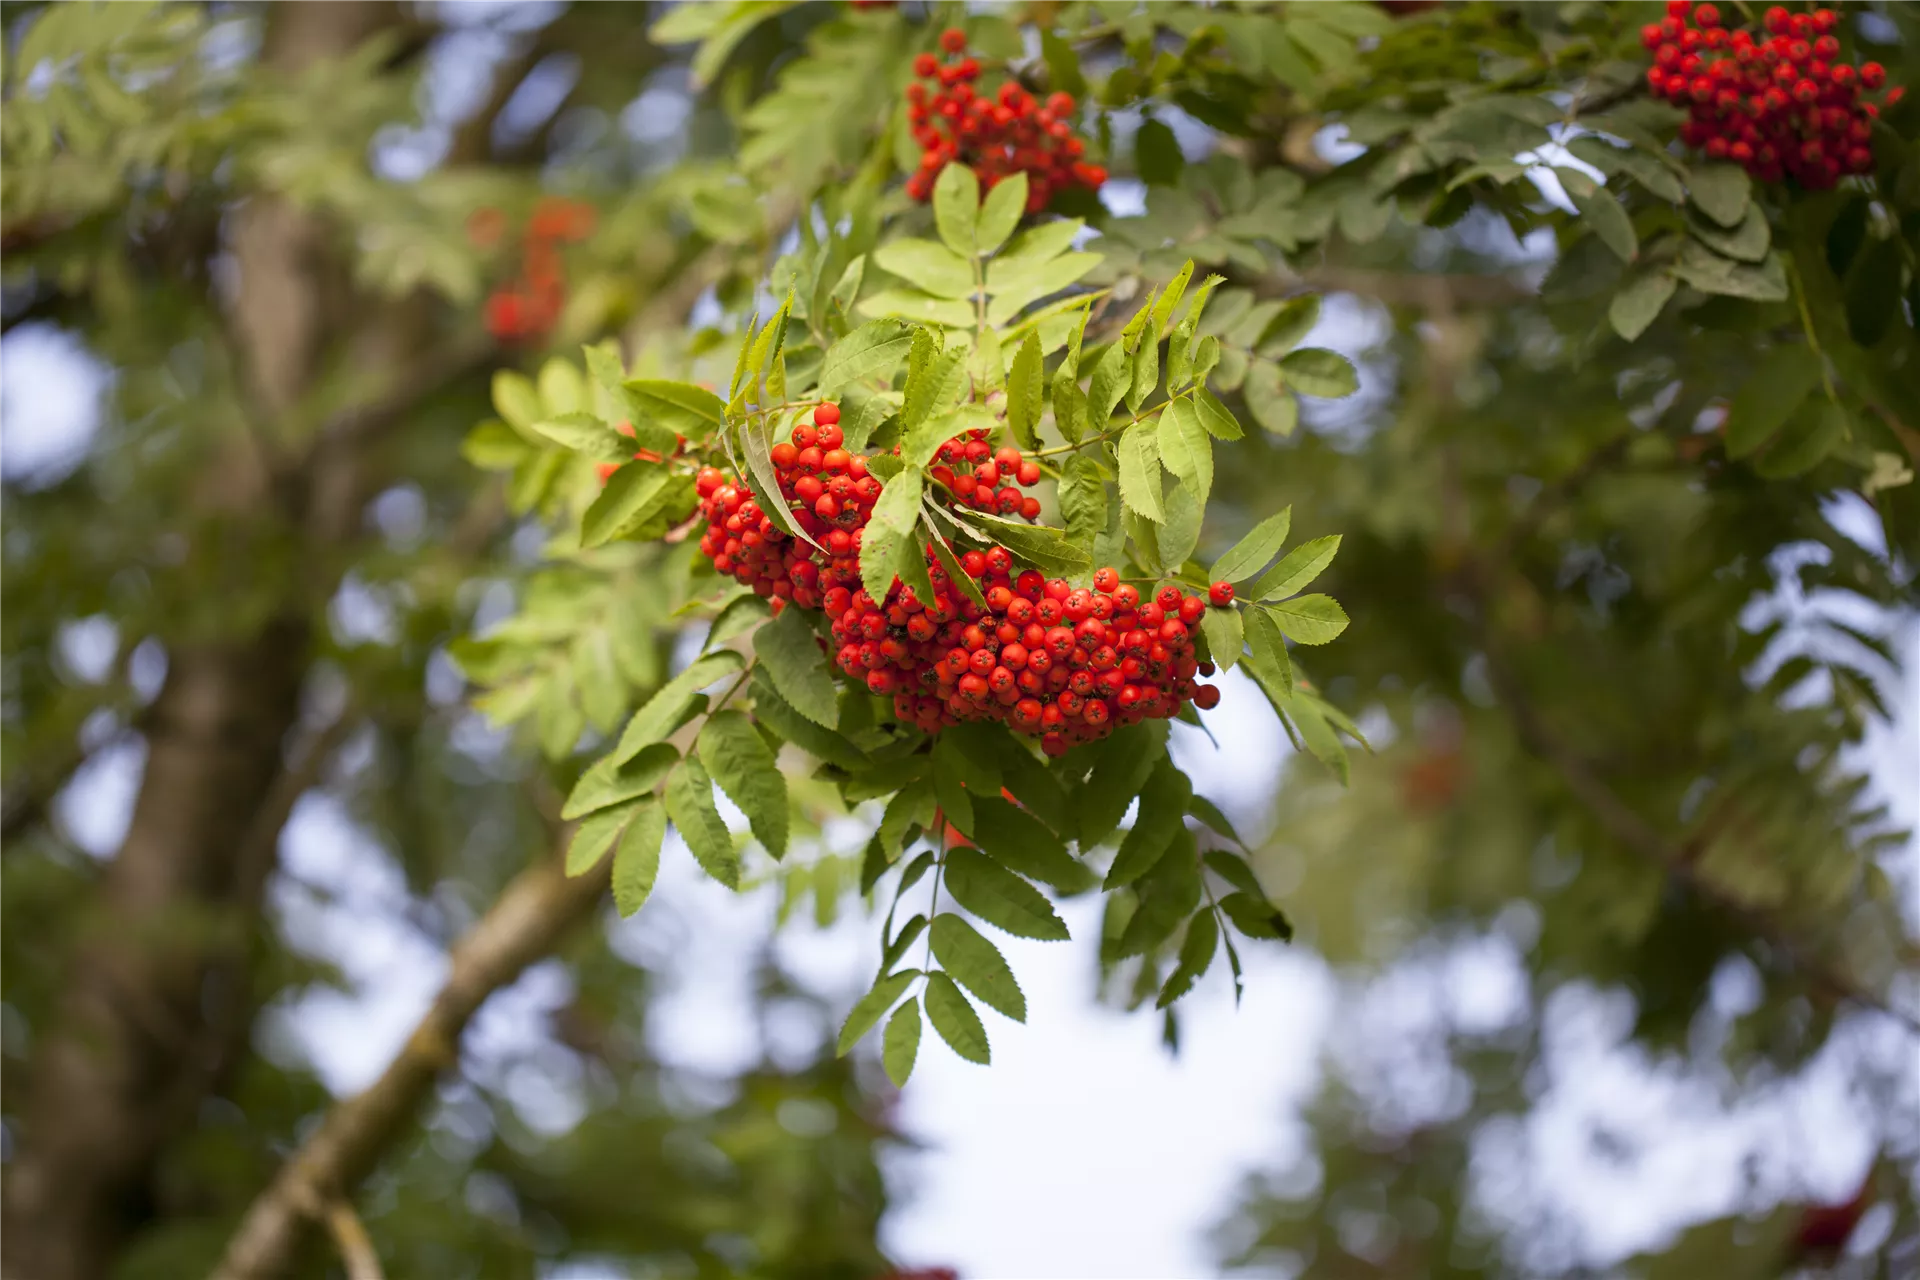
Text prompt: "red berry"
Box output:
[[1861, 62, 1886, 90], [1193, 684, 1221, 710], [1209, 581, 1235, 606], [939, 27, 966, 53], [814, 402, 840, 427], [914, 53, 939, 77]]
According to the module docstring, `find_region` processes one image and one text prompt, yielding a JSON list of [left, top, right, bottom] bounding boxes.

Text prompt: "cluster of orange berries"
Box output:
[[904, 28, 1105, 210], [1642, 3, 1899, 188], [691, 404, 1224, 753], [469, 197, 597, 344]]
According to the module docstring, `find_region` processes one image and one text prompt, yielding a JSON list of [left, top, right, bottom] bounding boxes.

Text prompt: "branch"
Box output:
[[1467, 579, 1920, 1038], [209, 848, 610, 1280], [320, 1198, 384, 1280]]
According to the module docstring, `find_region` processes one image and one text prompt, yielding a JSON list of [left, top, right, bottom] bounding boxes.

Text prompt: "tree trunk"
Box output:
[[0, 7, 397, 1278]]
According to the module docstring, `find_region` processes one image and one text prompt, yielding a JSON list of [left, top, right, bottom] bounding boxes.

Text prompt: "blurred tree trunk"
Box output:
[[0, 7, 403, 1278]]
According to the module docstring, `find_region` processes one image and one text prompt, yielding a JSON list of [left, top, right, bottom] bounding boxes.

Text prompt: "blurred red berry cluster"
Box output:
[[904, 27, 1105, 210], [691, 404, 1223, 753], [469, 196, 597, 344], [1642, 2, 1899, 187]]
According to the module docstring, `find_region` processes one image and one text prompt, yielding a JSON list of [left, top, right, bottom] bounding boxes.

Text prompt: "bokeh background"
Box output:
[[4, 3, 1917, 1278]]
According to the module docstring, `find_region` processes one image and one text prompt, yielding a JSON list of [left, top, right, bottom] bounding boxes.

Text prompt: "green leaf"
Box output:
[[1155, 398, 1212, 505], [1200, 605, 1244, 673], [612, 651, 746, 764], [462, 420, 535, 471], [1202, 848, 1262, 895], [1559, 169, 1637, 263], [1137, 115, 1185, 186], [1845, 237, 1905, 347], [1127, 319, 1161, 414], [567, 798, 642, 877], [563, 743, 679, 821], [1754, 401, 1846, 479], [926, 527, 989, 611], [581, 462, 672, 547], [1105, 760, 1193, 889], [741, 414, 823, 551], [1117, 422, 1165, 523], [1687, 162, 1750, 228], [968, 796, 1088, 893], [1114, 831, 1201, 958], [883, 999, 922, 1086], [1609, 271, 1676, 342], [931, 914, 1026, 1021], [861, 289, 977, 329], [624, 380, 728, 436], [1167, 275, 1224, 389], [1685, 204, 1770, 263], [1088, 342, 1133, 429], [611, 796, 667, 917], [924, 971, 990, 1064], [860, 468, 925, 603], [984, 252, 1102, 326], [1278, 348, 1358, 399], [754, 605, 838, 728], [958, 509, 1092, 578], [883, 913, 930, 972], [1244, 360, 1299, 435], [874, 237, 976, 299], [698, 709, 789, 856], [665, 751, 739, 889], [837, 969, 920, 1055], [1156, 910, 1218, 1008], [1220, 891, 1293, 941], [1210, 506, 1292, 584], [1076, 722, 1168, 847], [708, 594, 772, 650], [1265, 594, 1348, 645], [1194, 388, 1244, 441], [1006, 332, 1043, 451], [1253, 534, 1340, 601], [942, 848, 1069, 941], [492, 370, 543, 434], [819, 319, 916, 397], [933, 162, 981, 257], [1242, 605, 1293, 699], [1724, 346, 1823, 459], [976, 172, 1028, 256], [530, 412, 632, 463], [1255, 294, 1320, 356], [751, 667, 869, 766], [1157, 481, 1203, 571], [1058, 455, 1108, 567]]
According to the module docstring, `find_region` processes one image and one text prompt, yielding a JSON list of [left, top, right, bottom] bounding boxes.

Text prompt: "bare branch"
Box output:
[[210, 848, 611, 1280]]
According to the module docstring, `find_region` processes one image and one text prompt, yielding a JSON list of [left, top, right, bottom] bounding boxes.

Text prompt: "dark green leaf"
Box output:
[[1560, 169, 1637, 263], [1724, 346, 1823, 459], [750, 668, 868, 770], [1686, 162, 1750, 227], [931, 914, 1026, 1021], [665, 751, 739, 889], [837, 969, 920, 1055], [883, 999, 922, 1086], [1202, 849, 1263, 897], [924, 972, 990, 1064], [563, 743, 679, 821], [1220, 891, 1293, 941], [969, 796, 1089, 893], [1115, 830, 1201, 958], [1075, 721, 1168, 847], [1156, 910, 1218, 1008], [942, 848, 1070, 941], [1609, 271, 1676, 342], [1754, 401, 1846, 479], [698, 709, 789, 856], [1845, 238, 1905, 347], [611, 796, 666, 917], [1137, 115, 1184, 185], [612, 651, 746, 764], [755, 605, 838, 728], [960, 509, 1092, 577], [1105, 760, 1193, 888]]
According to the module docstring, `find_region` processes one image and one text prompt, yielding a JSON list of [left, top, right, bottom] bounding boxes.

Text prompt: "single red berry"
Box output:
[[814, 402, 841, 427], [1193, 684, 1221, 710], [1861, 62, 1886, 90], [939, 26, 967, 53], [913, 52, 939, 77], [1209, 581, 1235, 606]]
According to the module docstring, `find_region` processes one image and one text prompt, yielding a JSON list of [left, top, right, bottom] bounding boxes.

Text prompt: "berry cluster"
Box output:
[[1642, 3, 1899, 188], [855, 562, 1221, 757], [904, 28, 1106, 210], [691, 406, 1042, 605], [691, 403, 1225, 752], [469, 197, 598, 343]]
